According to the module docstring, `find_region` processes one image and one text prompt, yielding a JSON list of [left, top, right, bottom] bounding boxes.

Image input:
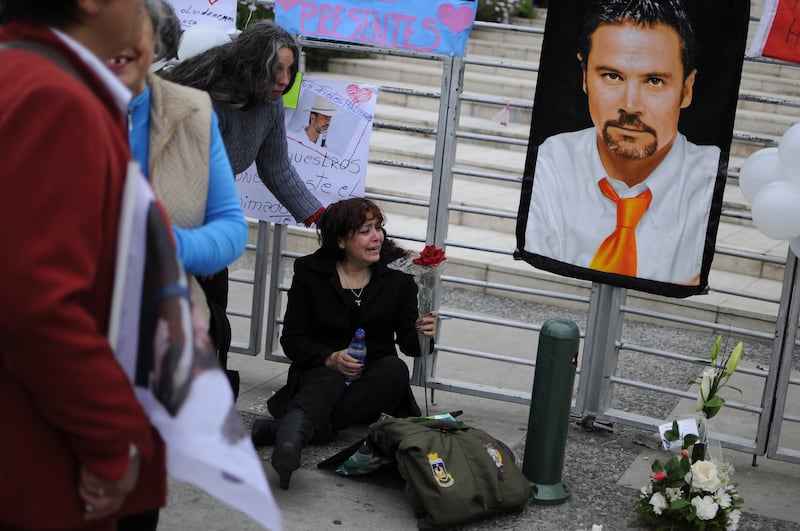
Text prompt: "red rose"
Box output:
[[412, 245, 446, 268], [653, 471, 666, 481]]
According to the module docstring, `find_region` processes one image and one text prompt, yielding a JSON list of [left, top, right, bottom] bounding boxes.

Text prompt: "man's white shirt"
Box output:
[[304, 129, 325, 147], [524, 128, 720, 284]]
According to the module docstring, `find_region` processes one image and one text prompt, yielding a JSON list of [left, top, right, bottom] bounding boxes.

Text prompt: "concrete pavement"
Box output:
[[156, 296, 800, 531]]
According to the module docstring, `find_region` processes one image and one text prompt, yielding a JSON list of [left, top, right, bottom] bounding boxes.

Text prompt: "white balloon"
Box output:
[[751, 180, 800, 240], [789, 235, 800, 258], [778, 123, 800, 181], [178, 24, 230, 61], [738, 147, 783, 203]]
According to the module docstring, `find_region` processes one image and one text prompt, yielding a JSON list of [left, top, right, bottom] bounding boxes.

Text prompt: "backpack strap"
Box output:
[[0, 40, 87, 85]]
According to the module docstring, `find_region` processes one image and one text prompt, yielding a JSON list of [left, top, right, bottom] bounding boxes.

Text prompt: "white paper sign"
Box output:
[[110, 168, 281, 531], [235, 76, 377, 224], [166, 0, 237, 31], [658, 418, 700, 451]]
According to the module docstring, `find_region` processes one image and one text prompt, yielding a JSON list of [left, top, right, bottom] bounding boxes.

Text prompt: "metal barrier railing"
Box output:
[[227, 17, 800, 463]]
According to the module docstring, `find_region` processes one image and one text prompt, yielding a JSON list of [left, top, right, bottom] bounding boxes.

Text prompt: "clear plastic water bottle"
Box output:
[[347, 328, 366, 381]]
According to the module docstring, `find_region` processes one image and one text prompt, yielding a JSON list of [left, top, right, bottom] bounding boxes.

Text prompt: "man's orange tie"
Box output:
[[589, 178, 652, 276]]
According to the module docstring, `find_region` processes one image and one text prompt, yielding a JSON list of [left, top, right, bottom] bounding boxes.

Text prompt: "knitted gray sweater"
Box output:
[[214, 97, 321, 223]]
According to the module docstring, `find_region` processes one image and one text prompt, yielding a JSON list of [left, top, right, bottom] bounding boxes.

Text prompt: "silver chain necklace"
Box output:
[[349, 286, 365, 306], [337, 265, 369, 306]]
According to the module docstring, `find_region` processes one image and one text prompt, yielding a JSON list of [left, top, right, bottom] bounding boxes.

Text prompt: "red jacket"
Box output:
[[0, 22, 166, 529]]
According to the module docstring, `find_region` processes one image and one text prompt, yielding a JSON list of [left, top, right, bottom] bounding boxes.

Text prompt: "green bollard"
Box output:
[[522, 318, 579, 505]]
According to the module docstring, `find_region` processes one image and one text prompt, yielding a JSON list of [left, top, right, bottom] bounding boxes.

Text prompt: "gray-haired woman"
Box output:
[[163, 20, 325, 227], [163, 21, 325, 396]]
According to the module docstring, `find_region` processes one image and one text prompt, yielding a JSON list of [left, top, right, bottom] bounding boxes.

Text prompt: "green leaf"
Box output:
[[683, 434, 699, 447], [665, 420, 681, 441], [725, 384, 743, 395], [687, 503, 698, 520], [665, 457, 684, 477], [671, 498, 691, 510], [705, 396, 725, 408]]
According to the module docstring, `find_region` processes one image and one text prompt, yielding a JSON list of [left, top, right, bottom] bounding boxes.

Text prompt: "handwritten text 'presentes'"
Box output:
[[276, 0, 477, 56]]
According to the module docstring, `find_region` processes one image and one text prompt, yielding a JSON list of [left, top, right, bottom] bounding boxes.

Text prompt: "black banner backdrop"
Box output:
[[515, 0, 750, 298]]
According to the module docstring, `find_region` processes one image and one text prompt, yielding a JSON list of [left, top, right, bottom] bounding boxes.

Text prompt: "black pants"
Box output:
[[117, 509, 159, 531], [197, 268, 239, 399], [289, 356, 411, 434]]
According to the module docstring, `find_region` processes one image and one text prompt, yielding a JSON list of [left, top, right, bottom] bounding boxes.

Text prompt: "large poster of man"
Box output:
[[515, 0, 750, 298]]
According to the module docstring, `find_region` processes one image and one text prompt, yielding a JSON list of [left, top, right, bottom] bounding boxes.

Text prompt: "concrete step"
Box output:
[[466, 37, 543, 63], [737, 89, 800, 117], [471, 17, 547, 48], [307, 70, 533, 127], [739, 71, 800, 98], [742, 56, 800, 81], [375, 100, 531, 149], [463, 54, 538, 81], [368, 128, 527, 175], [730, 135, 780, 160], [734, 108, 800, 136], [327, 57, 538, 101]]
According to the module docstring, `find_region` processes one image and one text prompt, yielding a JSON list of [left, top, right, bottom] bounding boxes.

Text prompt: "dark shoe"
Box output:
[[251, 418, 281, 447], [226, 369, 240, 402], [271, 442, 301, 490], [271, 409, 315, 489]]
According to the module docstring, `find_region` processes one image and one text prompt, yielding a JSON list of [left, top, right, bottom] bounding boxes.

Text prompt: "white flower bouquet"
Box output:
[[633, 444, 743, 530], [632, 337, 745, 530]]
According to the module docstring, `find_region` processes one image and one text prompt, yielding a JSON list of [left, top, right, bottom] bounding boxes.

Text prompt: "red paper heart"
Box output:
[[437, 4, 475, 35], [346, 84, 372, 104]]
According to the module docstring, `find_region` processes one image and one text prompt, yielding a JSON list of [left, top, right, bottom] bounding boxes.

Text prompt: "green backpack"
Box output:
[[368, 417, 531, 530]]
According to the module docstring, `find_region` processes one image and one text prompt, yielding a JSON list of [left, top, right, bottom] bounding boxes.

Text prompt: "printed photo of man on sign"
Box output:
[[515, 0, 750, 298]]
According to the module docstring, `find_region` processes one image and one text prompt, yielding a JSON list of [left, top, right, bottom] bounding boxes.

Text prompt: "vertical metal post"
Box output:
[[595, 285, 626, 421], [428, 54, 462, 247], [522, 318, 579, 504], [411, 54, 464, 387], [574, 282, 625, 426], [248, 221, 271, 355], [264, 224, 287, 357], [230, 220, 270, 355], [766, 250, 800, 458]]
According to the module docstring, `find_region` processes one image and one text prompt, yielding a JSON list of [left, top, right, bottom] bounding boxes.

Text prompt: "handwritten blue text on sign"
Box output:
[[275, 0, 477, 56]]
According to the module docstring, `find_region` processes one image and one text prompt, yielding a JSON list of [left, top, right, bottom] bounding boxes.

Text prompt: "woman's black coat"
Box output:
[[267, 247, 425, 418]]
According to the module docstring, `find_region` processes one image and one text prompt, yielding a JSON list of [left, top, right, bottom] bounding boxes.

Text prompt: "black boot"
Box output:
[[251, 418, 281, 447], [271, 409, 315, 489]]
